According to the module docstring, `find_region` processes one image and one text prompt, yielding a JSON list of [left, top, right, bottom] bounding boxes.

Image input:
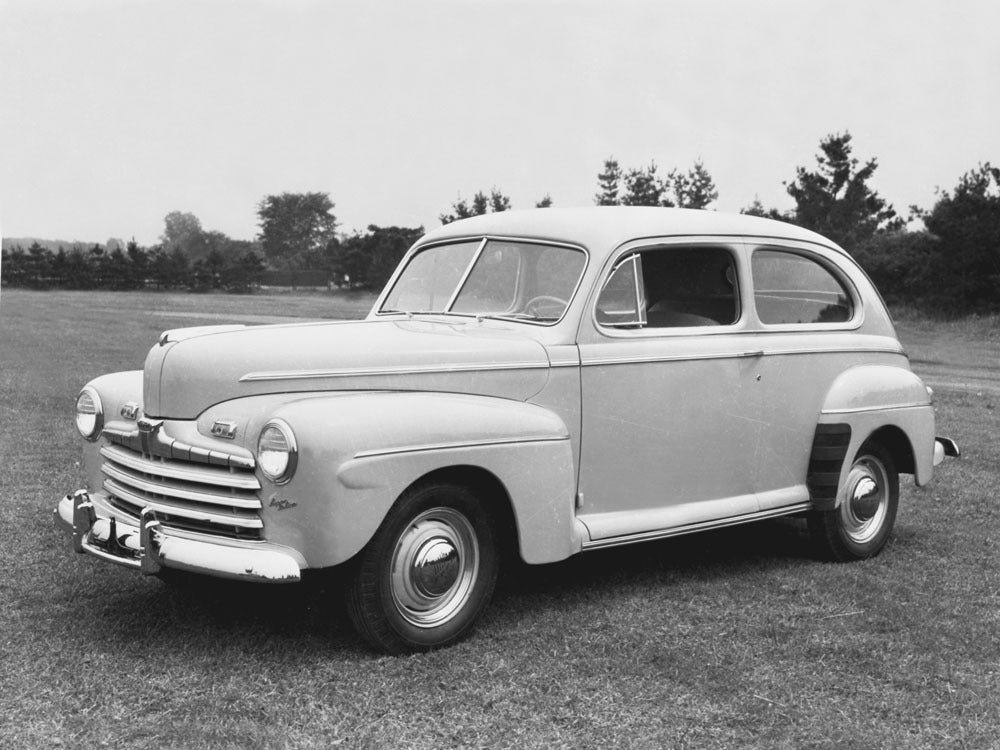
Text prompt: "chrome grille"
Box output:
[[100, 443, 263, 539]]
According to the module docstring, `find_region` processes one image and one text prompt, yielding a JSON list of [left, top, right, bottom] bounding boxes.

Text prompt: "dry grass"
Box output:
[[1, 288, 997, 749]]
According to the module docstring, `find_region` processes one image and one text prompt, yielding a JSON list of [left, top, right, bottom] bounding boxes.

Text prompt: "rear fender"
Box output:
[[812, 365, 935, 509]]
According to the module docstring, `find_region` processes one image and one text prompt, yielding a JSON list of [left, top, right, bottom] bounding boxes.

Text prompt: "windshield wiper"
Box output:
[[477, 313, 557, 323], [380, 310, 477, 319]]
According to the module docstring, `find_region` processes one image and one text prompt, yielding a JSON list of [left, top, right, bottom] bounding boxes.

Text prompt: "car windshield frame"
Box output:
[[377, 237, 589, 326]]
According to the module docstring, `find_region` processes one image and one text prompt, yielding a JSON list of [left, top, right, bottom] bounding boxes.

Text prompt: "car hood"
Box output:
[[142, 318, 552, 419]]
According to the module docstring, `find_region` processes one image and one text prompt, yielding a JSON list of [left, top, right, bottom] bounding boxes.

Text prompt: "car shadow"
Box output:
[[62, 517, 815, 658], [495, 516, 816, 604]]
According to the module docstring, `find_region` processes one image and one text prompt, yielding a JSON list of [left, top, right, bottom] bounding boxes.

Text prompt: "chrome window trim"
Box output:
[[373, 234, 590, 327], [748, 244, 864, 331], [590, 239, 746, 339]]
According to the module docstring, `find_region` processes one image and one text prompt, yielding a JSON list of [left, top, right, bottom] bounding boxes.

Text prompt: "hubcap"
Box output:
[[851, 476, 880, 521], [390, 508, 479, 628], [412, 539, 460, 597], [840, 456, 889, 544]]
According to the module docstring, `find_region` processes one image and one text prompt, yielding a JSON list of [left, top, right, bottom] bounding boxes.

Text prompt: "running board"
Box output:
[[581, 502, 812, 551]]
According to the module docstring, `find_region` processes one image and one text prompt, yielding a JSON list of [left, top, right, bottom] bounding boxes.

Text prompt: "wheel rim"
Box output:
[[839, 455, 890, 545], [390, 507, 479, 628]]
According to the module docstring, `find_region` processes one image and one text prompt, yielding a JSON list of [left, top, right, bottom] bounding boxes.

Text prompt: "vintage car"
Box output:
[[56, 207, 959, 653]]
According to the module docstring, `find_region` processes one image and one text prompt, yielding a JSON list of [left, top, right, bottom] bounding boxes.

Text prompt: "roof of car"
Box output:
[[419, 206, 840, 253]]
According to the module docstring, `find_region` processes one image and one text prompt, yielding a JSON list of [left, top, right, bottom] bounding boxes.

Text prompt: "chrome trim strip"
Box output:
[[821, 402, 930, 416], [580, 346, 904, 368], [240, 360, 550, 382], [756, 345, 904, 357], [581, 350, 768, 367], [102, 425, 255, 470], [580, 503, 812, 550], [103, 479, 264, 529], [101, 462, 262, 509], [100, 445, 260, 490], [354, 435, 568, 459]]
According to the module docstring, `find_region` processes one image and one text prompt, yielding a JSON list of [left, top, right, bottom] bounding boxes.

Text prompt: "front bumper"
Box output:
[[55, 490, 302, 583]]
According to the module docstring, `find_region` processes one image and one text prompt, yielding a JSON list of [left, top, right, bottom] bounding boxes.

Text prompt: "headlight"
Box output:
[[257, 419, 297, 484], [75, 386, 104, 440]]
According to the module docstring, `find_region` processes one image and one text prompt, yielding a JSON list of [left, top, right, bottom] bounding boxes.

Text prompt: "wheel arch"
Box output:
[[399, 465, 520, 564], [864, 424, 915, 475]]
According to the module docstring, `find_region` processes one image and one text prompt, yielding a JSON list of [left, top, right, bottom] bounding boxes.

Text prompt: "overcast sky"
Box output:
[[2, 0, 998, 247]]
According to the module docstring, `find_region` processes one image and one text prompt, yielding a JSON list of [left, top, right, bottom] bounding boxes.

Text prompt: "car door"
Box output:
[[576, 240, 763, 543], [743, 242, 869, 510]]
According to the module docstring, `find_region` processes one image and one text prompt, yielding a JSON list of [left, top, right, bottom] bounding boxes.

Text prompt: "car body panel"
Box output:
[[144, 319, 551, 419]]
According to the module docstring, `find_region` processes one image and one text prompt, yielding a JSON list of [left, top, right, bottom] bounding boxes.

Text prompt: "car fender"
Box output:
[[811, 365, 936, 509], [257, 391, 579, 568]]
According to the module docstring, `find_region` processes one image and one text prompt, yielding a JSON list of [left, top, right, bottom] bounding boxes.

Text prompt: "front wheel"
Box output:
[[808, 441, 899, 561], [345, 482, 498, 654]]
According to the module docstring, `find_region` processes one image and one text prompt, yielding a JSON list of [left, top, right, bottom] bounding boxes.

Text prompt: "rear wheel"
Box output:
[[345, 481, 498, 654], [809, 440, 899, 561]]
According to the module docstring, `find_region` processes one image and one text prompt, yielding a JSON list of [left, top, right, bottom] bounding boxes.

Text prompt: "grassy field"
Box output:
[[1, 288, 997, 749]]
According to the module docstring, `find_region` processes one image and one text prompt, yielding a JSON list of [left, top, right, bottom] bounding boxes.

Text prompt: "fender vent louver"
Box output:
[[807, 424, 852, 507]]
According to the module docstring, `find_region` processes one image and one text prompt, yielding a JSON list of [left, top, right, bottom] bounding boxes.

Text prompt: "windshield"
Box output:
[[380, 239, 586, 323]]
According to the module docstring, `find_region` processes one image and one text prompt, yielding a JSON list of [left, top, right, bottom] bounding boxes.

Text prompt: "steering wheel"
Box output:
[[523, 295, 568, 318]]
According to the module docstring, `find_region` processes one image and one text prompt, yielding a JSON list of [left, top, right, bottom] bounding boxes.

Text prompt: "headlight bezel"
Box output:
[[75, 386, 104, 441], [257, 419, 298, 485]]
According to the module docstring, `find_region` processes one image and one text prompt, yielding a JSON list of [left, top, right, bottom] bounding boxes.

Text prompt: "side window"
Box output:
[[642, 246, 738, 327], [596, 254, 645, 327], [752, 249, 853, 325], [596, 245, 739, 329]]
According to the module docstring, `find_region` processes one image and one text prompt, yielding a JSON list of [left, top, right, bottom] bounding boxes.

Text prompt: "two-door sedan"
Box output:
[[57, 207, 959, 653]]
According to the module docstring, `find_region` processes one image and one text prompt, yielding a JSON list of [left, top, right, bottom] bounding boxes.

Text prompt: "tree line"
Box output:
[[3, 132, 998, 312]]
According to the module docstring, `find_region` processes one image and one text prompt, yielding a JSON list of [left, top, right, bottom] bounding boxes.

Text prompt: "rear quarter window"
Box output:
[[752, 249, 854, 325]]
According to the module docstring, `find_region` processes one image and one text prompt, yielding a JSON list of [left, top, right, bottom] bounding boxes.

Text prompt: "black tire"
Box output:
[[808, 440, 899, 562], [345, 481, 499, 654]]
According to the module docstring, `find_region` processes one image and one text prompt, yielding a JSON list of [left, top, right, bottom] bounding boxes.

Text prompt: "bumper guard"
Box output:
[[933, 436, 961, 466]]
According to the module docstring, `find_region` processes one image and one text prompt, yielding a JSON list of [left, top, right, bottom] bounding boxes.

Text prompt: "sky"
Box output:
[[1, 0, 999, 247]]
